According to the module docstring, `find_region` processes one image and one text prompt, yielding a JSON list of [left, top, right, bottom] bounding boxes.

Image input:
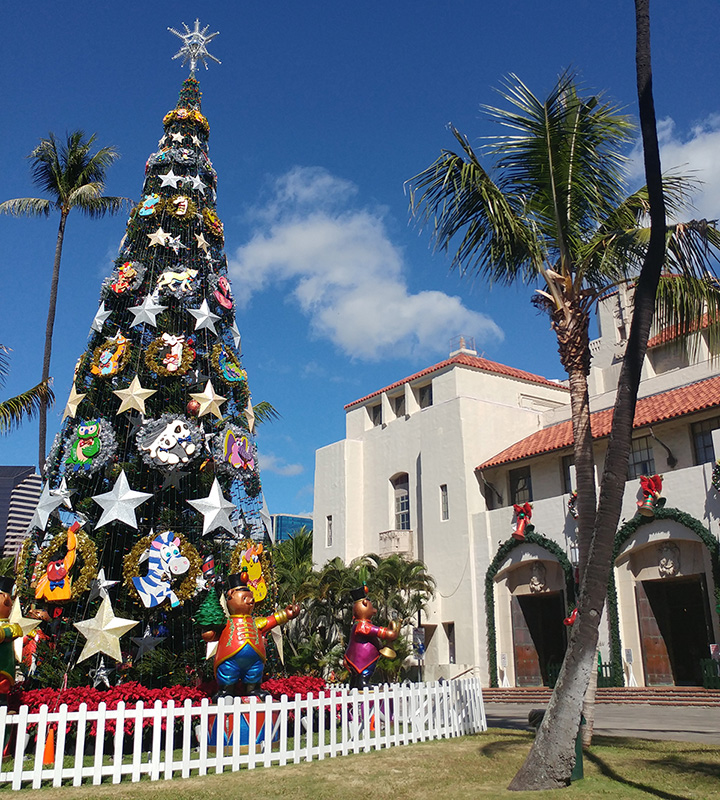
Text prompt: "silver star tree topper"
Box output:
[[168, 19, 221, 75]]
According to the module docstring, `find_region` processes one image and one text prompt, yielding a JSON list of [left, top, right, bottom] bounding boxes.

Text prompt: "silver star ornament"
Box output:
[[128, 295, 167, 327], [27, 482, 67, 531], [92, 470, 152, 530], [187, 478, 236, 535], [188, 299, 221, 334], [91, 302, 112, 332]]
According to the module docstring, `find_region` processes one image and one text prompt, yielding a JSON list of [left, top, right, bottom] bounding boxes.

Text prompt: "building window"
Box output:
[[418, 383, 433, 409], [393, 394, 406, 418], [369, 403, 382, 427], [628, 436, 656, 479], [509, 466, 533, 505], [444, 622, 456, 664], [562, 454, 575, 494], [326, 515, 333, 547], [392, 474, 410, 530], [692, 416, 720, 464], [440, 484, 449, 520]]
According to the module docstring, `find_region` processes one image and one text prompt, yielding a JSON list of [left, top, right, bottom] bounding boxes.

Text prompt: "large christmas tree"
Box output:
[[16, 23, 276, 689]]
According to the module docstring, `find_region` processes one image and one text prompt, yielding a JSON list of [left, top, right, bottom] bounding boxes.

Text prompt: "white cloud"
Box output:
[[629, 115, 720, 220], [229, 167, 503, 360], [259, 452, 304, 477]]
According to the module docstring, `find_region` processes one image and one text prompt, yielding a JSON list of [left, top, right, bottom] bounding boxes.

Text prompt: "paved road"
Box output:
[[485, 702, 720, 744]]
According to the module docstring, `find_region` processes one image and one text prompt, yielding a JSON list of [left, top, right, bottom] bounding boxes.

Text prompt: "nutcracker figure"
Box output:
[[0, 577, 22, 706], [202, 572, 300, 698], [344, 585, 399, 690]]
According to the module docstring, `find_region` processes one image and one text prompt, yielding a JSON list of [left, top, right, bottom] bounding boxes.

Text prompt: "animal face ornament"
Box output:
[[132, 531, 191, 608], [137, 415, 201, 471], [66, 421, 101, 468], [239, 543, 267, 603], [155, 268, 199, 298]]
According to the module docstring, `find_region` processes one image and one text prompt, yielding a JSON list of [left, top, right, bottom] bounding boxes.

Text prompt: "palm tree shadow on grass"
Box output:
[[583, 748, 711, 800]]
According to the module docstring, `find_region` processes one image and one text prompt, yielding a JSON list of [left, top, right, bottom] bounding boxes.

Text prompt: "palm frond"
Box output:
[[0, 378, 54, 434], [0, 197, 52, 217], [408, 126, 540, 285], [252, 400, 280, 425], [0, 345, 10, 388]]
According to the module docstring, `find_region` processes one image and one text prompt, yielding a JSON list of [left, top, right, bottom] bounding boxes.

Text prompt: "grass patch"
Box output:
[[3, 728, 719, 799]]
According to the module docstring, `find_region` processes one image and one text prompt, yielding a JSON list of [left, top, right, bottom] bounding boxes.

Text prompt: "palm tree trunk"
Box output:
[[508, 2, 666, 789], [38, 209, 68, 471]]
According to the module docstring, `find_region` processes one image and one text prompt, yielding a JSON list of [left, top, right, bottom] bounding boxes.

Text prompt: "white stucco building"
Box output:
[[313, 294, 720, 688]]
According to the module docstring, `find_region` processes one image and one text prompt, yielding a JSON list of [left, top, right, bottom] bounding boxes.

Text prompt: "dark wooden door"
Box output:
[[636, 579, 673, 685], [642, 576, 712, 686], [512, 592, 566, 686]]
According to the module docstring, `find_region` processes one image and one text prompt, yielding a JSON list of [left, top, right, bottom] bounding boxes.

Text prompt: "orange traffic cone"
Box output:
[[42, 727, 55, 766]]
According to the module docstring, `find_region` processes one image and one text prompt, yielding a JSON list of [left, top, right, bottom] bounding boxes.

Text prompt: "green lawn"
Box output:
[[4, 729, 719, 799]]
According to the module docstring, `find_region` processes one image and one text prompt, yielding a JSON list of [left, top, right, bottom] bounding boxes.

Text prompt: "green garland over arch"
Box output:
[[607, 506, 720, 685], [484, 530, 577, 688]]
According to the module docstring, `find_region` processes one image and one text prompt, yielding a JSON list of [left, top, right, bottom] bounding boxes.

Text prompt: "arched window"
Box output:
[[391, 473, 411, 530]]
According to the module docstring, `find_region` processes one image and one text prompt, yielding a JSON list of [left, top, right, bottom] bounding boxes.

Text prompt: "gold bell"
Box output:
[[379, 647, 397, 659], [637, 496, 655, 517]]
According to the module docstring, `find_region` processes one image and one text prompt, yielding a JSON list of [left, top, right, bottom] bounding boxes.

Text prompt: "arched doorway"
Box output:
[[612, 508, 720, 687], [486, 532, 576, 687]]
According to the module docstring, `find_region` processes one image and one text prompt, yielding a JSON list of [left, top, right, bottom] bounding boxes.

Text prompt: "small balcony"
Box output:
[[378, 529, 414, 559]]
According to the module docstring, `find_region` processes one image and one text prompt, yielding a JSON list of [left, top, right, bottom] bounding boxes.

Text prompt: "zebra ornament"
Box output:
[[133, 531, 191, 608]]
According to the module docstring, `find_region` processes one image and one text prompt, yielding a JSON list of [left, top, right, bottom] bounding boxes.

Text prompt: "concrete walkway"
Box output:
[[485, 702, 720, 744]]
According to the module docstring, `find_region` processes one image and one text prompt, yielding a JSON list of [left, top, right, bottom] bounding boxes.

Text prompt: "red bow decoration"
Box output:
[[512, 503, 533, 541]]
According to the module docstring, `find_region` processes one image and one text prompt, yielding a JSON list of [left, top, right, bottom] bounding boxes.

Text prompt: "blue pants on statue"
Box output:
[[216, 643, 265, 687]]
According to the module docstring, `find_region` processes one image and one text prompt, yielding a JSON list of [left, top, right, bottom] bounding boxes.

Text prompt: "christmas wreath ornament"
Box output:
[[169, 146, 197, 166], [166, 193, 197, 221], [106, 260, 146, 295], [211, 424, 255, 476], [62, 418, 118, 474], [202, 208, 224, 242], [712, 460, 720, 492], [31, 522, 98, 603], [123, 530, 202, 609], [136, 414, 203, 471], [210, 342, 247, 387], [135, 194, 164, 219], [155, 266, 200, 299], [90, 333, 131, 377], [145, 333, 196, 376]]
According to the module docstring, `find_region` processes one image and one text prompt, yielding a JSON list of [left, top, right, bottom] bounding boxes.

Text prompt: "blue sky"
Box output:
[[1, 2, 719, 516]]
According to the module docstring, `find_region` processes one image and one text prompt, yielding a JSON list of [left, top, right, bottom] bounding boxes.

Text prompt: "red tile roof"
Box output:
[[477, 374, 720, 470], [344, 352, 568, 409], [647, 314, 710, 348]]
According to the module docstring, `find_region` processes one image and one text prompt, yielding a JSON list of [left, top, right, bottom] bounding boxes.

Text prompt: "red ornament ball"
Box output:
[[186, 399, 201, 416]]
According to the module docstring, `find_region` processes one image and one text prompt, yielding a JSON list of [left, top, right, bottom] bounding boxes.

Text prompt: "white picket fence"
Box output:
[[0, 678, 485, 789]]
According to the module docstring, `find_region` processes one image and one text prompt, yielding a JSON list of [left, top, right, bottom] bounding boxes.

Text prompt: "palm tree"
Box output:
[[0, 131, 126, 469], [0, 344, 54, 434], [410, 72, 720, 789], [364, 553, 435, 627]]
